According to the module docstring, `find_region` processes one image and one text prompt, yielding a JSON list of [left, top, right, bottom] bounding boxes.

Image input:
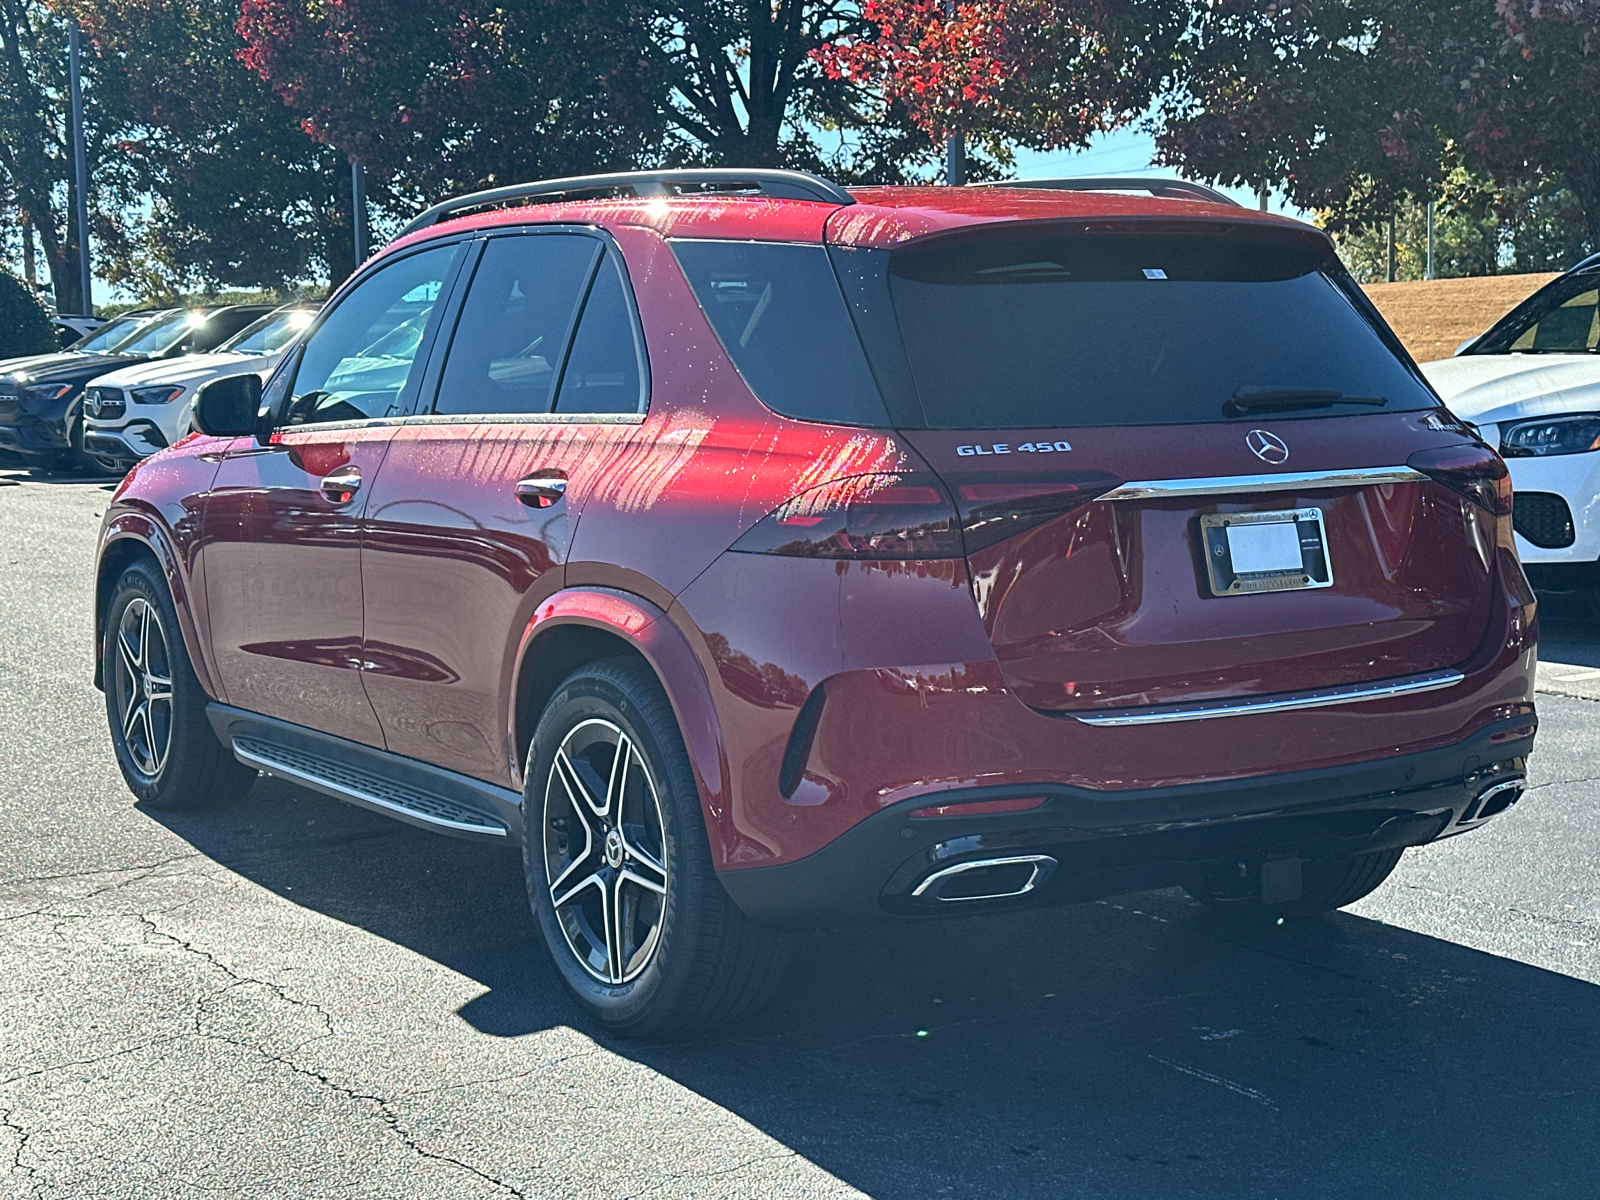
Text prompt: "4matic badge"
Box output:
[[956, 440, 1073, 457]]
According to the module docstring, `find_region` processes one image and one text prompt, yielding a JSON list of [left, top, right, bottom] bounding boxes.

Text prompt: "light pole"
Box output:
[[68, 21, 92, 316], [944, 0, 964, 186], [351, 159, 368, 265]]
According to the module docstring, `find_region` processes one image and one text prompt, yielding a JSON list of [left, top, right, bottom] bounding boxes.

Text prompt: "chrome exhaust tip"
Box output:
[[910, 854, 1058, 903], [1454, 777, 1525, 833]]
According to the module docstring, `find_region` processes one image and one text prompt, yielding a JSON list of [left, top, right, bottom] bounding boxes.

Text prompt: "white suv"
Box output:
[[1422, 254, 1600, 593], [83, 305, 316, 470]]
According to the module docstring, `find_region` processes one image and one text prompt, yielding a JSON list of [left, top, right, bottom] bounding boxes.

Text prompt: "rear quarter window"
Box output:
[[671, 240, 890, 427]]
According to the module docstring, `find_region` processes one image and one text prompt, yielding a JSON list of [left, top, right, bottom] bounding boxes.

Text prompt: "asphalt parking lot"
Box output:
[[1, 468, 1596, 1200]]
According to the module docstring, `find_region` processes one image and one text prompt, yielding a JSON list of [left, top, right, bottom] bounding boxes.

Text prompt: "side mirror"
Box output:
[[193, 374, 263, 437]]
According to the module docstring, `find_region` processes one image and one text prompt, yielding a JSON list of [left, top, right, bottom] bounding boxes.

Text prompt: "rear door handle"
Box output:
[[321, 466, 362, 503], [515, 471, 568, 508]]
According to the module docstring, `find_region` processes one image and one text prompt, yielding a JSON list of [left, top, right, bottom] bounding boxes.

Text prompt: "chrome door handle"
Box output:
[[321, 466, 362, 502], [515, 472, 567, 508]]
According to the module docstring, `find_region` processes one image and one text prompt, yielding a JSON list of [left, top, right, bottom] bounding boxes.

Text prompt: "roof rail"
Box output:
[[400, 168, 856, 238], [973, 177, 1239, 207], [1573, 251, 1600, 273]]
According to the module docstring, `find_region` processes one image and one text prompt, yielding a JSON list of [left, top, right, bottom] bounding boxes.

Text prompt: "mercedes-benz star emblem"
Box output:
[[1247, 429, 1289, 464]]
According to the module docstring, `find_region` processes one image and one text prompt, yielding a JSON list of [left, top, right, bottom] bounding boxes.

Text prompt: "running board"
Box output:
[[208, 704, 517, 842]]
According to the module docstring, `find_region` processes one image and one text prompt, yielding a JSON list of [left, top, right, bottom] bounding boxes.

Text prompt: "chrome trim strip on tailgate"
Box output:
[[1071, 668, 1465, 727], [1096, 466, 1428, 502]]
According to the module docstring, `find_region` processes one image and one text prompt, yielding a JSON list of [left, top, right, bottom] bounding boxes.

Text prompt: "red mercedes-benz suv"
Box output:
[[94, 170, 1538, 1034]]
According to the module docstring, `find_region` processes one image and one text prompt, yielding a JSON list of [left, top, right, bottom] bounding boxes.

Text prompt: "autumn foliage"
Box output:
[[814, 0, 1184, 151]]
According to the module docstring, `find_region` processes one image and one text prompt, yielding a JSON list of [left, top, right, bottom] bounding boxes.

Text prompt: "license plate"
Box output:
[[1200, 509, 1332, 595]]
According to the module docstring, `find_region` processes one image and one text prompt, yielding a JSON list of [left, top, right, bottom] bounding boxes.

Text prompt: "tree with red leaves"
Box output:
[[813, 0, 1186, 163]]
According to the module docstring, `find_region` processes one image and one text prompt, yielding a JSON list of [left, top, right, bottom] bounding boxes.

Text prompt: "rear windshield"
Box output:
[[1470, 273, 1599, 355], [885, 232, 1438, 428]]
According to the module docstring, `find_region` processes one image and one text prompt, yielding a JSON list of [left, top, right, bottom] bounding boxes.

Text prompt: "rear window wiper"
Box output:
[[1224, 388, 1387, 417]]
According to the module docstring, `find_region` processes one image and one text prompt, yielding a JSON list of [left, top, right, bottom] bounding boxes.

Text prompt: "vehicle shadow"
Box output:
[[149, 775, 1600, 1200], [1535, 587, 1600, 667]]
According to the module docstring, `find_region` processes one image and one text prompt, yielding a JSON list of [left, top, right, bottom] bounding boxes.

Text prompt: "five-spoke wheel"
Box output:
[[523, 658, 790, 1036], [545, 718, 669, 985], [111, 596, 174, 778], [103, 559, 257, 809]]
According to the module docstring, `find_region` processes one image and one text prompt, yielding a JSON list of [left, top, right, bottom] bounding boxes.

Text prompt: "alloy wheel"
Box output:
[[543, 718, 669, 985], [113, 596, 174, 778]]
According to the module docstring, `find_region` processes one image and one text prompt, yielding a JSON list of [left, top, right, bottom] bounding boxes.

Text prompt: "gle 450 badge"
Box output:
[[956, 440, 1073, 457]]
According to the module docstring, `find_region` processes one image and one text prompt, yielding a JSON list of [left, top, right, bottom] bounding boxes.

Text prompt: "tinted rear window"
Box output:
[[886, 232, 1438, 428], [671, 240, 890, 426]]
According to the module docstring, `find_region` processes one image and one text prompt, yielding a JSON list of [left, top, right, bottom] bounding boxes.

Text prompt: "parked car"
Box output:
[[83, 305, 317, 471], [94, 169, 1538, 1035], [53, 314, 106, 348], [0, 305, 272, 473], [1422, 253, 1600, 595]]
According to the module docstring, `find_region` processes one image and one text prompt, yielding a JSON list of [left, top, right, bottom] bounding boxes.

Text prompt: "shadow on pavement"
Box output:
[[151, 774, 1600, 1200]]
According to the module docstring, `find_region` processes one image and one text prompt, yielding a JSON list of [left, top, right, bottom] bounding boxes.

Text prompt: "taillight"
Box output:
[[949, 472, 1124, 552], [731, 472, 965, 559], [1408, 444, 1512, 517]]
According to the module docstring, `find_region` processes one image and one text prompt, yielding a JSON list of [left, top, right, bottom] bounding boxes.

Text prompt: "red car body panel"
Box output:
[[94, 179, 1540, 915]]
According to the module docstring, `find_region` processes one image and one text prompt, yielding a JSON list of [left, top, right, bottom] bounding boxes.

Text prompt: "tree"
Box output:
[[67, 0, 366, 293], [1460, 0, 1600, 244], [0, 268, 57, 355], [813, 0, 1187, 166], [1153, 1, 1599, 257], [237, 0, 669, 204], [0, 1, 140, 313]]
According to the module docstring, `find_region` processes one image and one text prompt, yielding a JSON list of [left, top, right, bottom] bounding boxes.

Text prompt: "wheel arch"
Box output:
[[94, 515, 218, 701], [509, 588, 735, 864]]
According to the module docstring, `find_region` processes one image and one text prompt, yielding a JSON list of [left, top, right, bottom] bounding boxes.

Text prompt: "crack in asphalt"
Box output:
[[136, 914, 527, 1199], [618, 1149, 804, 1198], [1390, 881, 1600, 940], [2, 1107, 39, 1192]]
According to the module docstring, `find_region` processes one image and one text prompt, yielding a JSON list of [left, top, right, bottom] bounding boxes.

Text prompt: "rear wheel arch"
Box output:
[[509, 590, 734, 864]]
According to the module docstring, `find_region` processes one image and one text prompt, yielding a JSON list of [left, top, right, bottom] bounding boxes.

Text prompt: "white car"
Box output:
[[1420, 254, 1600, 592], [83, 306, 316, 470]]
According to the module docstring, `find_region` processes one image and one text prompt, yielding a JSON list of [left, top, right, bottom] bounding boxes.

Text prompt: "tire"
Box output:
[[103, 559, 256, 810], [68, 415, 112, 475], [523, 658, 790, 1036], [1185, 849, 1404, 919]]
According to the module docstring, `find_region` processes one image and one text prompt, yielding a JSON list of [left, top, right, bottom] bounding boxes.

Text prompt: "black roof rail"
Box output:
[[1573, 251, 1600, 273], [972, 176, 1240, 207], [400, 168, 856, 238]]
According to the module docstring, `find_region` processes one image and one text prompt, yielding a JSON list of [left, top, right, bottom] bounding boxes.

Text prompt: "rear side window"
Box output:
[[671, 240, 890, 426], [553, 252, 647, 414], [434, 233, 600, 417], [885, 232, 1439, 428]]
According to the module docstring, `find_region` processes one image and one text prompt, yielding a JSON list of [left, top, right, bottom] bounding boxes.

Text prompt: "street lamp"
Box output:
[[68, 20, 92, 317]]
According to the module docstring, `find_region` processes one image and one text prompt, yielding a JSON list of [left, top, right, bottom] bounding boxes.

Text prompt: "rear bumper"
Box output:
[[718, 713, 1536, 926]]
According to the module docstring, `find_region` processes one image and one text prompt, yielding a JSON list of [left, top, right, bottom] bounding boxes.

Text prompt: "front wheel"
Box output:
[[523, 659, 789, 1036], [1185, 849, 1404, 918], [103, 559, 256, 809]]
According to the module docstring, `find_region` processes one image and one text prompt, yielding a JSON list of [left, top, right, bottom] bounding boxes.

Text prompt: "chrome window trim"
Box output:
[[1070, 668, 1465, 727], [1095, 466, 1428, 502]]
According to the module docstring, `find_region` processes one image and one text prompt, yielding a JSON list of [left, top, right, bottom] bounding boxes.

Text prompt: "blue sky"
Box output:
[[1011, 126, 1306, 218]]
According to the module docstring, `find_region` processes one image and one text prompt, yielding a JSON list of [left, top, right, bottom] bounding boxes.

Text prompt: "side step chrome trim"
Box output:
[[1096, 466, 1428, 502], [232, 737, 510, 838], [1071, 669, 1466, 727]]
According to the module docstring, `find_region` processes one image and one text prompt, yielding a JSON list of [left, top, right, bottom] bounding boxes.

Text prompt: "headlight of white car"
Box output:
[[129, 384, 185, 406], [1500, 414, 1600, 457]]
